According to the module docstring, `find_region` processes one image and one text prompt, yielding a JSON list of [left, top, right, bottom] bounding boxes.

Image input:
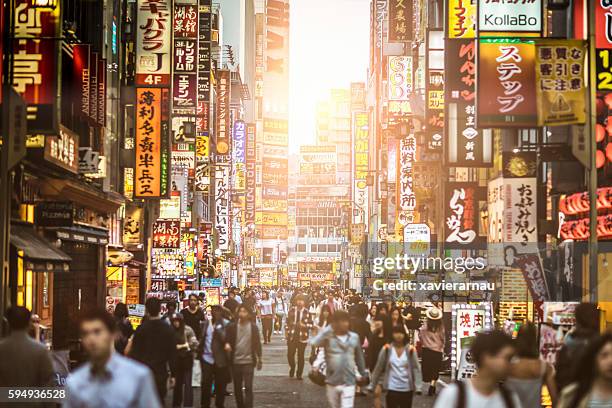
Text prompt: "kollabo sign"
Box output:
[[478, 0, 542, 36]]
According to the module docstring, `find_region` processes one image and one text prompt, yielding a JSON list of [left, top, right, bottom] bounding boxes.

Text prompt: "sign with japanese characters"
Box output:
[[452, 304, 492, 379], [478, 39, 537, 127], [174, 4, 197, 38], [397, 135, 417, 226], [596, 0, 612, 49], [504, 178, 538, 245], [426, 70, 444, 150], [233, 121, 246, 192], [172, 65, 197, 109], [388, 0, 412, 42], [444, 182, 485, 245], [245, 124, 257, 225], [123, 206, 143, 247], [388, 56, 413, 114], [514, 253, 550, 302], [13, 0, 60, 133], [478, 0, 542, 36], [216, 70, 231, 154], [136, 0, 172, 86], [214, 164, 230, 251], [44, 126, 79, 174], [353, 112, 369, 228], [152, 220, 180, 248], [448, 0, 476, 39], [535, 40, 586, 126], [445, 39, 492, 167], [135, 88, 170, 198]]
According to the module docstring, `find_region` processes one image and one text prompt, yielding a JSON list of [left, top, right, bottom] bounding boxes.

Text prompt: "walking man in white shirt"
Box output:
[[434, 330, 523, 408]]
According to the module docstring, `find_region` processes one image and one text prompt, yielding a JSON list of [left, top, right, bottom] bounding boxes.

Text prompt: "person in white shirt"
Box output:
[[434, 330, 523, 408], [257, 291, 275, 344]]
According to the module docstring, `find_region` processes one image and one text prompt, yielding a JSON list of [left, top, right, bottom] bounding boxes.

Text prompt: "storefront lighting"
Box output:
[[31, 0, 58, 8]]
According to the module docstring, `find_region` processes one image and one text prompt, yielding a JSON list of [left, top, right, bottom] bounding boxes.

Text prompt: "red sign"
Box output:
[[174, 4, 198, 38], [153, 220, 180, 248], [559, 187, 612, 216], [560, 214, 612, 240], [13, 0, 60, 133], [596, 0, 612, 49], [73, 44, 91, 118]]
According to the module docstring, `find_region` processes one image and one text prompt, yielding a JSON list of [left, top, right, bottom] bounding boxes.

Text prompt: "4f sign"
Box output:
[[478, 0, 541, 35]]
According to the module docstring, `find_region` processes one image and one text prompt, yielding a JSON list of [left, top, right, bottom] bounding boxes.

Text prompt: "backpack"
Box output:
[[455, 380, 514, 408]]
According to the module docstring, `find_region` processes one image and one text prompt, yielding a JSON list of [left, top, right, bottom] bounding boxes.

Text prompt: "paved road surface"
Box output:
[[178, 331, 438, 408]]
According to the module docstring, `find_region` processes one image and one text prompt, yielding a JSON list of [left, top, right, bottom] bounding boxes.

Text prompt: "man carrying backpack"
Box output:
[[434, 330, 523, 408]]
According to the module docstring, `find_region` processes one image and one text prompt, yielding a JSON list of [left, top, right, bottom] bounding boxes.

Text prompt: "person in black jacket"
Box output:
[[181, 293, 206, 340], [113, 302, 134, 354], [223, 290, 240, 319], [225, 305, 262, 408], [198, 305, 231, 408], [129, 297, 177, 401]]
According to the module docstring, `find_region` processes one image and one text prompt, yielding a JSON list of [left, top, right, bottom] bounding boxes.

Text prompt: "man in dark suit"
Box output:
[[0, 306, 54, 387], [285, 295, 313, 379], [198, 305, 231, 408]]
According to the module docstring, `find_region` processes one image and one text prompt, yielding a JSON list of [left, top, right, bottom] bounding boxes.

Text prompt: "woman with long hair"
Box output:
[[369, 303, 391, 408], [258, 291, 275, 344], [506, 322, 558, 408], [419, 307, 445, 396], [317, 304, 332, 330], [389, 306, 408, 334], [113, 302, 134, 354], [367, 303, 378, 324], [558, 333, 612, 408], [170, 313, 198, 408]]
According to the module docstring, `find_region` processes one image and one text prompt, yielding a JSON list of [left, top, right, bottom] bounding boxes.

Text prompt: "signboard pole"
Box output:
[[588, 0, 598, 302]]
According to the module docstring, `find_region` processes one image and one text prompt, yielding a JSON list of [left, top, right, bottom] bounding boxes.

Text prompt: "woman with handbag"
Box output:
[[170, 313, 198, 408]]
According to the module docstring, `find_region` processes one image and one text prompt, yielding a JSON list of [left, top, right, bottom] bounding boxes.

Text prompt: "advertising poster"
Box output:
[[478, 39, 537, 127]]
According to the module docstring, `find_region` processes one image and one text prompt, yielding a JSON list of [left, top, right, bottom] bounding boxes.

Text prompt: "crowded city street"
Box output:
[[1, 0, 612, 406]]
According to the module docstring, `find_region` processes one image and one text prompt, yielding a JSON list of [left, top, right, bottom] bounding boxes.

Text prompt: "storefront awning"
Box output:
[[10, 223, 71, 273]]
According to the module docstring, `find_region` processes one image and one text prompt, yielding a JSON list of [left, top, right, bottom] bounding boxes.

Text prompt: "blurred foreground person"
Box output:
[[371, 326, 422, 408], [64, 309, 161, 408], [226, 305, 263, 408], [310, 310, 368, 408], [0, 306, 53, 387], [558, 333, 612, 408], [434, 330, 522, 408], [506, 323, 557, 408], [556, 303, 600, 390], [129, 297, 177, 401]]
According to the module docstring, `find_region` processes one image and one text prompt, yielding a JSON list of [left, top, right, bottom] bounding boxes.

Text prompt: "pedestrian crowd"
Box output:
[[0, 287, 611, 408]]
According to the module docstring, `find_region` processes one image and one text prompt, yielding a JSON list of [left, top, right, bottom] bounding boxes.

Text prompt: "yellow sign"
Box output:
[[448, 0, 476, 39], [536, 40, 586, 126], [255, 211, 288, 226], [196, 135, 209, 159]]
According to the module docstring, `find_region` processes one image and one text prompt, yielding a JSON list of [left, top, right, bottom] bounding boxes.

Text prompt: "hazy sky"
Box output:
[[289, 0, 370, 151]]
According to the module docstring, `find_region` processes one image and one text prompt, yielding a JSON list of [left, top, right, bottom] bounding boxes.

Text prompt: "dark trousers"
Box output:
[[201, 362, 229, 408], [261, 315, 273, 343], [232, 364, 254, 408], [386, 390, 414, 408], [153, 372, 168, 402], [287, 340, 307, 377], [173, 358, 193, 408]]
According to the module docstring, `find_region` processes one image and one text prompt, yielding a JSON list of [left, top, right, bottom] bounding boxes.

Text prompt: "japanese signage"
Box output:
[[452, 304, 492, 379], [255, 212, 288, 226], [478, 0, 542, 36], [246, 124, 257, 225], [559, 187, 612, 216], [13, 0, 60, 133], [447, 0, 476, 39], [445, 39, 492, 167], [478, 39, 537, 127], [388, 0, 412, 42], [214, 164, 230, 251], [534, 40, 586, 125], [216, 70, 230, 154], [174, 4, 197, 38], [595, 0, 612, 49], [172, 45, 197, 108], [397, 135, 417, 226], [136, 0, 172, 86], [403, 223, 431, 257], [514, 254, 550, 302], [388, 56, 413, 115], [233, 121, 246, 191], [152, 220, 180, 248], [504, 178, 538, 245], [353, 112, 369, 227], [44, 126, 79, 174], [426, 70, 444, 150], [135, 88, 170, 198], [444, 182, 485, 245], [123, 206, 143, 247]]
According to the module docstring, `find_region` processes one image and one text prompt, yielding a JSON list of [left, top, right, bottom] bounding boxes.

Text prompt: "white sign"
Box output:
[[403, 223, 431, 257], [504, 177, 538, 248], [398, 135, 417, 219], [214, 164, 230, 251], [478, 0, 542, 34], [136, 0, 172, 85]]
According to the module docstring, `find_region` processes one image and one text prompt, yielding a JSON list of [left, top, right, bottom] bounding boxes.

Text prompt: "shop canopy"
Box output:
[[10, 223, 71, 273]]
